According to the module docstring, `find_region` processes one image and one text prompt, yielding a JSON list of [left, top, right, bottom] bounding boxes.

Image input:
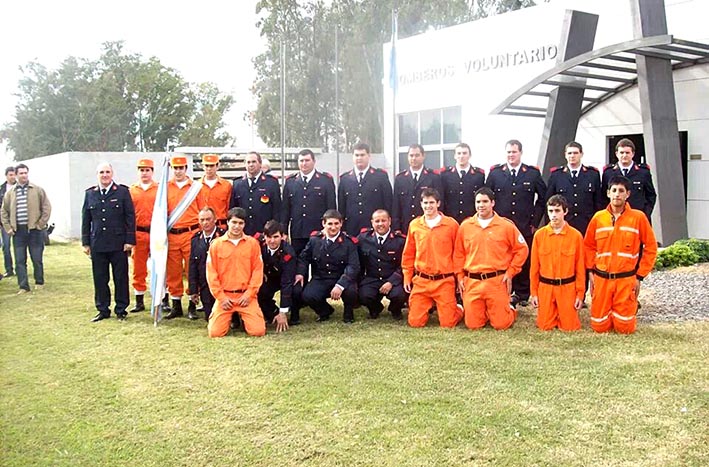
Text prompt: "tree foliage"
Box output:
[[252, 0, 536, 152], [3, 42, 234, 160]]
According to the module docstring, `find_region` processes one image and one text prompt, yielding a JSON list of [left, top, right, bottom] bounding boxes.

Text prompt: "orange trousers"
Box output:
[[408, 276, 462, 328], [131, 231, 150, 293], [208, 292, 265, 337], [462, 276, 516, 330], [536, 283, 581, 331], [590, 276, 637, 334], [167, 231, 192, 298]]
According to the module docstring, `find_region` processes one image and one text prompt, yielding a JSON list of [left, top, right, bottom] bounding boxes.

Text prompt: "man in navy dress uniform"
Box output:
[[392, 144, 442, 233], [357, 209, 407, 320], [256, 220, 296, 331], [601, 138, 657, 222], [337, 143, 393, 236], [281, 149, 337, 256], [439, 142, 486, 224], [81, 162, 136, 322], [230, 151, 281, 236], [188, 207, 225, 321], [485, 139, 546, 306], [545, 141, 603, 236], [295, 209, 360, 323]]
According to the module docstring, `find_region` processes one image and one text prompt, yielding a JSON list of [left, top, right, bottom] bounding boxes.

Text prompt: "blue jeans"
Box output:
[[1, 227, 12, 274], [12, 226, 45, 291]]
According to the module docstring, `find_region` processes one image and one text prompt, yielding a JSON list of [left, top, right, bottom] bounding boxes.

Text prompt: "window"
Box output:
[[397, 106, 461, 170]]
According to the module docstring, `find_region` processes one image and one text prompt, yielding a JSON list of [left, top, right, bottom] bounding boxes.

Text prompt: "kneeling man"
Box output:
[[529, 195, 585, 331], [453, 187, 528, 330], [256, 220, 295, 333], [206, 207, 265, 337]]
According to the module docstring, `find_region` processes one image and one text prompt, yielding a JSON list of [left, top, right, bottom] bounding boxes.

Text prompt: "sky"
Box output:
[[0, 0, 266, 166]]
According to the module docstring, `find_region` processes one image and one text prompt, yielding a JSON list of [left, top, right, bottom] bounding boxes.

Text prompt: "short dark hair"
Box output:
[[505, 139, 523, 152], [475, 186, 495, 201], [615, 138, 635, 152], [298, 149, 315, 160], [547, 194, 569, 211], [371, 209, 391, 220], [5, 166, 15, 175], [199, 206, 216, 217], [247, 151, 262, 163], [227, 207, 247, 221], [565, 141, 583, 152], [14, 163, 29, 173], [322, 209, 343, 222], [263, 220, 285, 236], [408, 143, 425, 155], [455, 142, 471, 153], [353, 142, 370, 154], [420, 187, 441, 202], [608, 175, 631, 192]]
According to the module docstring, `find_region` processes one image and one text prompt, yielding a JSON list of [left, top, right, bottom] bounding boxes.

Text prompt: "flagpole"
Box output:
[[390, 8, 398, 175]]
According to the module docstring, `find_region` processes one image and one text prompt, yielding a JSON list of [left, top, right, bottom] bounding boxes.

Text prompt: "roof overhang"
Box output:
[[491, 34, 709, 118]]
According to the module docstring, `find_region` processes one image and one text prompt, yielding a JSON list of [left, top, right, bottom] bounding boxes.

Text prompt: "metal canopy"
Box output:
[[491, 34, 709, 118]]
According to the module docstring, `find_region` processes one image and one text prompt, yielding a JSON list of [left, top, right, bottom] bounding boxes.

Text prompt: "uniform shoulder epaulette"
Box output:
[[585, 165, 599, 172], [340, 170, 352, 178], [263, 173, 278, 181], [282, 252, 293, 262], [192, 229, 202, 239], [86, 185, 97, 191], [550, 165, 564, 173], [603, 164, 614, 171], [375, 167, 388, 175], [286, 172, 298, 179], [396, 169, 408, 177], [360, 226, 370, 234], [345, 233, 359, 244], [472, 166, 485, 175], [253, 231, 262, 241], [393, 230, 406, 238], [310, 230, 322, 237], [489, 163, 504, 172], [118, 183, 129, 189], [638, 162, 651, 170], [527, 164, 541, 172], [321, 171, 333, 179]]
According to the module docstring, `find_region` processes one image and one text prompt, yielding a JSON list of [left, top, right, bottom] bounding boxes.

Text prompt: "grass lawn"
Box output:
[[1, 242, 707, 466]]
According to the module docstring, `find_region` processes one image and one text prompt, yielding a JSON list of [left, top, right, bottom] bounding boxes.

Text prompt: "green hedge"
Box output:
[[654, 238, 709, 270]]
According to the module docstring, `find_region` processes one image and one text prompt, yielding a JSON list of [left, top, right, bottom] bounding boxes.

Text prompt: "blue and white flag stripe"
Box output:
[[149, 155, 170, 324]]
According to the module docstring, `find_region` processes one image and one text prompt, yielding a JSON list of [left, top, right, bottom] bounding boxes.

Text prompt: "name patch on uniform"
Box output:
[[518, 234, 526, 244]]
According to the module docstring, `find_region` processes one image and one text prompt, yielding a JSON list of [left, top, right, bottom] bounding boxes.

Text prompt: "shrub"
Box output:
[[654, 242, 700, 270], [675, 238, 709, 263]]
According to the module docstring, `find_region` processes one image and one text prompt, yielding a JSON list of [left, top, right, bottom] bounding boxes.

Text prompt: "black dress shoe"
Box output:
[[116, 313, 127, 321], [187, 310, 199, 320], [343, 317, 354, 324], [91, 313, 110, 322], [367, 312, 380, 319], [315, 314, 331, 322], [391, 311, 403, 320]]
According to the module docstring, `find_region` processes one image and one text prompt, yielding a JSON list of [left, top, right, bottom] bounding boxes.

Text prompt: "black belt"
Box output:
[[414, 271, 454, 281], [169, 224, 199, 235], [465, 269, 506, 280], [224, 289, 246, 294], [592, 268, 636, 280], [136, 225, 151, 233], [539, 274, 576, 285]]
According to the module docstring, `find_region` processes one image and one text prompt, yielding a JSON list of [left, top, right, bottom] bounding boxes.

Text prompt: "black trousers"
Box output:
[[301, 278, 358, 321], [358, 277, 407, 316], [91, 249, 129, 316], [199, 287, 216, 321], [511, 233, 532, 301]]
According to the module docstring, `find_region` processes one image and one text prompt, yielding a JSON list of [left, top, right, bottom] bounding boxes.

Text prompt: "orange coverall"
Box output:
[[166, 178, 202, 298], [129, 181, 158, 294], [206, 235, 265, 337], [453, 213, 528, 330], [402, 215, 461, 328], [584, 204, 657, 334], [198, 176, 232, 224], [529, 222, 585, 331]]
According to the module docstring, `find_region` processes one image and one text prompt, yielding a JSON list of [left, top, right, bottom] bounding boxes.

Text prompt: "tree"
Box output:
[[252, 0, 536, 152], [2, 41, 235, 160]]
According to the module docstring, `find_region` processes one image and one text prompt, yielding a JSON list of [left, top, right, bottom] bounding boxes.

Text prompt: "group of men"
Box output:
[[78, 137, 657, 336], [1, 164, 52, 294]]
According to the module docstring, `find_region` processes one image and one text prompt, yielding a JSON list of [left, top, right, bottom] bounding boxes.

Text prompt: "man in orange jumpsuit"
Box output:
[[402, 188, 461, 328], [198, 154, 232, 227], [529, 195, 585, 331], [128, 158, 158, 313], [584, 176, 657, 334], [206, 207, 265, 337], [453, 187, 528, 330], [165, 155, 203, 319]]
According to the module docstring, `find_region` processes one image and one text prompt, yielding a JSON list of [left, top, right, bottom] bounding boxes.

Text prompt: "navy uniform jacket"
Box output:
[[546, 165, 603, 236], [439, 165, 486, 223], [230, 173, 282, 236], [255, 234, 297, 309], [392, 167, 442, 233], [337, 167, 393, 236], [601, 163, 657, 220], [297, 231, 360, 290], [485, 163, 546, 236], [356, 228, 405, 285], [81, 183, 136, 253], [281, 170, 336, 240], [188, 227, 225, 294]]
